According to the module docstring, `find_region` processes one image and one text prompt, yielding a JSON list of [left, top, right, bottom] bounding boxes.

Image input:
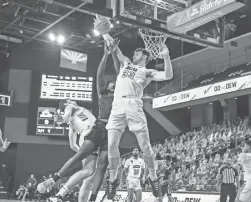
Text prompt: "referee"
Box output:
[[217, 158, 240, 202]]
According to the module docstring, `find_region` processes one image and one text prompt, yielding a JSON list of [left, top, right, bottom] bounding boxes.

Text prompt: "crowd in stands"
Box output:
[[118, 117, 250, 192], [8, 117, 251, 201]]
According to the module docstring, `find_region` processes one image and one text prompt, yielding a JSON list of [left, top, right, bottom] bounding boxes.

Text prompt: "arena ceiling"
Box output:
[[0, 0, 250, 59]]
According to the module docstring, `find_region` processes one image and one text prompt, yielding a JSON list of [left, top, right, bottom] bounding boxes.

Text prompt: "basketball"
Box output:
[[94, 18, 112, 35]]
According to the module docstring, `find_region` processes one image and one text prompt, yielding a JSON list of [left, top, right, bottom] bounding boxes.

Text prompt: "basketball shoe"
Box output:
[[107, 178, 120, 200], [148, 178, 162, 197], [37, 178, 56, 193]]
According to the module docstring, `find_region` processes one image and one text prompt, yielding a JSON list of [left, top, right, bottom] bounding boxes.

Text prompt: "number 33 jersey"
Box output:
[[124, 157, 145, 179], [114, 62, 149, 99]]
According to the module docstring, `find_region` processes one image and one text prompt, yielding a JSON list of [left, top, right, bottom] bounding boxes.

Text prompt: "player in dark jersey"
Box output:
[[37, 43, 120, 202], [88, 42, 119, 202], [156, 160, 173, 202]]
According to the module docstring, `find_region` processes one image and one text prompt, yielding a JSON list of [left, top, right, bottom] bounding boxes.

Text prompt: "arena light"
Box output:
[[48, 33, 56, 42], [57, 35, 65, 44], [110, 24, 114, 28], [93, 29, 100, 36], [1, 0, 9, 7]]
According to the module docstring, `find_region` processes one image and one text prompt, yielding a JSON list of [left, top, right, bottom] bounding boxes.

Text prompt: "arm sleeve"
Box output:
[[238, 153, 246, 165], [124, 159, 130, 169], [141, 159, 145, 169]]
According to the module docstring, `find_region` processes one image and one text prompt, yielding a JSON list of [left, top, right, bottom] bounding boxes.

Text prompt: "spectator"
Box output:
[[27, 174, 37, 200], [16, 185, 28, 200]]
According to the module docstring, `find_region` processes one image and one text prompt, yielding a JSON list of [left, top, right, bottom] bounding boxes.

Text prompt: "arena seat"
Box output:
[[184, 62, 251, 90], [212, 185, 218, 192], [205, 184, 212, 191], [211, 179, 218, 185]]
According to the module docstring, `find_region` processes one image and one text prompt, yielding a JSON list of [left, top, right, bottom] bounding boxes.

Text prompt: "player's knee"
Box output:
[[128, 194, 134, 202], [140, 142, 153, 156], [84, 164, 96, 176], [96, 160, 108, 172], [134, 130, 153, 156], [88, 169, 95, 177]]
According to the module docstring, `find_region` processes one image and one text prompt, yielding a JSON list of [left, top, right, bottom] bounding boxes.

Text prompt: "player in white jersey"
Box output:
[[102, 35, 173, 199], [236, 139, 251, 202], [41, 99, 97, 202], [122, 148, 145, 202]]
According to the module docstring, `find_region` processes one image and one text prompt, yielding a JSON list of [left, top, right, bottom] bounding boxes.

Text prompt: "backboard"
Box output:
[[111, 0, 245, 48]]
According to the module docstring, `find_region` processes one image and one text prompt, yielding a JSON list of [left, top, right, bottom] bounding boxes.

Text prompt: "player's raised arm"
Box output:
[[97, 43, 110, 96], [109, 42, 120, 75], [0, 129, 10, 152], [147, 44, 173, 82], [112, 38, 131, 65], [0, 129, 3, 147], [68, 126, 79, 152], [103, 34, 131, 65]]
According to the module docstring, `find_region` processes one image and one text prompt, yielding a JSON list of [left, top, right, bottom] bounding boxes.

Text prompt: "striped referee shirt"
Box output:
[[220, 165, 238, 184]]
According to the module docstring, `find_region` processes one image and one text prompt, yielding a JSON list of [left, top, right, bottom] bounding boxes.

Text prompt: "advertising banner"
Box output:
[[95, 190, 220, 202], [153, 75, 251, 109]]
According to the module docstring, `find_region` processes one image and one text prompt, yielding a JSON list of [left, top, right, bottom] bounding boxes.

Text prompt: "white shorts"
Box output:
[[106, 98, 148, 132], [238, 180, 251, 202], [126, 177, 141, 191]]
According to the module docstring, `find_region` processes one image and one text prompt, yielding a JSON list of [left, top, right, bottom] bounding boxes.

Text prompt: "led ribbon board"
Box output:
[[166, 0, 245, 33], [153, 75, 251, 109]]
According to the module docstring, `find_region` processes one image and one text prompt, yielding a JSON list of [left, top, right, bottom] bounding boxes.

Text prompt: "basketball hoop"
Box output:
[[138, 29, 168, 61]]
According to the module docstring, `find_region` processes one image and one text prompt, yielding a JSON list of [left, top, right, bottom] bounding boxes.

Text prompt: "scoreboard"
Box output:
[[36, 107, 69, 136], [40, 74, 93, 101], [29, 72, 94, 137]]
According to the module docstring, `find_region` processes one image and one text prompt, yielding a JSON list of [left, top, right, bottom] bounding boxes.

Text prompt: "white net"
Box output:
[[138, 29, 168, 61]]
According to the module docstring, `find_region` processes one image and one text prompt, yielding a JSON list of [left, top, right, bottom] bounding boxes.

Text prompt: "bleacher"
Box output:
[[183, 62, 251, 90]]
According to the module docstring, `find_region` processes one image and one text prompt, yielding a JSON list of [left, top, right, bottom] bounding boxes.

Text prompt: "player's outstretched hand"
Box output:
[[104, 42, 111, 56], [158, 43, 169, 58], [94, 14, 101, 24], [0, 138, 11, 152], [108, 38, 120, 53]]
